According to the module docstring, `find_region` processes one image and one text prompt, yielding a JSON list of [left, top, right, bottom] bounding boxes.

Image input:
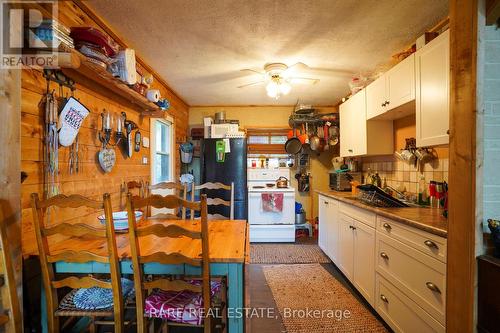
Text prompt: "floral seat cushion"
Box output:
[[144, 280, 222, 325]]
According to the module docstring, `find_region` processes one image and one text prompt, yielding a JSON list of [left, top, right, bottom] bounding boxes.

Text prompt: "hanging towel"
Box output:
[[261, 193, 284, 212]]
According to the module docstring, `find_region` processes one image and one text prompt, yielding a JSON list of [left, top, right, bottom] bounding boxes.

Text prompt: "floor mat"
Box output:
[[262, 263, 388, 333], [250, 244, 330, 264]]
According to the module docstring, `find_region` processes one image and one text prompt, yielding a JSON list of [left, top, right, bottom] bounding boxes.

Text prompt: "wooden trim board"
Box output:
[[447, 0, 480, 332]]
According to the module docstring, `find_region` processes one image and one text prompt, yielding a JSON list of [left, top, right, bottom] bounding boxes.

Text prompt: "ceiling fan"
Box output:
[[237, 62, 320, 99]]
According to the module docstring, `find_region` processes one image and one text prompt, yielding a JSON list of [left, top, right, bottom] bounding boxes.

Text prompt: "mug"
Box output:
[[415, 148, 432, 163]]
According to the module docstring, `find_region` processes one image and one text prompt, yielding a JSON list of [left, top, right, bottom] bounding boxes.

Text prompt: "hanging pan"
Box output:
[[285, 127, 302, 155]]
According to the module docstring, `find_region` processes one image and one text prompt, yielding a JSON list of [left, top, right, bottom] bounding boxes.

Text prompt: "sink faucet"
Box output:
[[384, 185, 406, 200]]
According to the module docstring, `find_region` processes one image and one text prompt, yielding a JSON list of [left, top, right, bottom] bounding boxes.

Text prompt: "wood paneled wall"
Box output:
[[21, 2, 189, 256]]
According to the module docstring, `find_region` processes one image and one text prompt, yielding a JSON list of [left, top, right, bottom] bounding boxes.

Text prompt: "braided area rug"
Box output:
[[250, 244, 330, 264], [262, 264, 388, 333]]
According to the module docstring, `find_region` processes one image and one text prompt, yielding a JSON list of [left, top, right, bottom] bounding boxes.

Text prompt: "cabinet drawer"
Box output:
[[376, 232, 446, 324], [377, 216, 447, 263], [339, 202, 376, 228], [376, 274, 445, 333]]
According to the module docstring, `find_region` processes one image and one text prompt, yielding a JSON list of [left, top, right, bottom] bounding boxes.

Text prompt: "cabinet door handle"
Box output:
[[382, 223, 392, 230], [324, 201, 329, 205], [424, 240, 438, 249], [348, 149, 353, 153], [380, 252, 389, 260], [380, 294, 389, 303], [381, 102, 386, 107], [426, 282, 441, 294]]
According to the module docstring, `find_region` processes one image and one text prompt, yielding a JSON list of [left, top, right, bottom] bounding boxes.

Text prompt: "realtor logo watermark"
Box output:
[[0, 0, 59, 68]]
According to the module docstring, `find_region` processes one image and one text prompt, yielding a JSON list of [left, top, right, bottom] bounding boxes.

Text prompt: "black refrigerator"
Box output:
[[200, 138, 247, 219]]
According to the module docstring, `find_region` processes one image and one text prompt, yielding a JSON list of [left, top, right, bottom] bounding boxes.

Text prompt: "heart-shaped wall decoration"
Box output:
[[98, 148, 116, 173]]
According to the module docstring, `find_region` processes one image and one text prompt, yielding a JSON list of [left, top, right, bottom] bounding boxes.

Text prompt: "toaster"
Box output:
[[329, 171, 362, 191]]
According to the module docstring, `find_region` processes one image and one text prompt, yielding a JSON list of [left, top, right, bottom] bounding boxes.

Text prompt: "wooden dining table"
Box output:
[[40, 219, 250, 333]]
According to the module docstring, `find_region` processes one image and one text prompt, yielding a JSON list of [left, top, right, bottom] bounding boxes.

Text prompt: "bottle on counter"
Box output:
[[417, 174, 428, 205], [429, 181, 437, 208]]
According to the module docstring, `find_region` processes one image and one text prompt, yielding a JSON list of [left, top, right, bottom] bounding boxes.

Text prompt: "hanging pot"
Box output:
[[284, 127, 302, 155]]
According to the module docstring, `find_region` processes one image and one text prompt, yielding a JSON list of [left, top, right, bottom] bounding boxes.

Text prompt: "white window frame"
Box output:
[[150, 116, 175, 186]]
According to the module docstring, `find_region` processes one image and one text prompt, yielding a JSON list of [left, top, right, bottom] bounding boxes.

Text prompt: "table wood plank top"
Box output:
[[47, 219, 249, 264]]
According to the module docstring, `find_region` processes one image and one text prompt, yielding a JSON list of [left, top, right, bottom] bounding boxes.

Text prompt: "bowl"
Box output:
[[97, 210, 143, 230]]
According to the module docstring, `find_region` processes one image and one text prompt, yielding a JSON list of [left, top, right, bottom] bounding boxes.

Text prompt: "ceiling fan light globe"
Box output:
[[279, 82, 291, 95], [266, 81, 279, 95]]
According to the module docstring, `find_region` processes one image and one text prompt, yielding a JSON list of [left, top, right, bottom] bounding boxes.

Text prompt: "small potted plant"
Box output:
[[487, 219, 500, 258]]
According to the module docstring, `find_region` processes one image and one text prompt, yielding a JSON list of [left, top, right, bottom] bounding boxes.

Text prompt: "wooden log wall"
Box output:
[[21, 2, 189, 256]]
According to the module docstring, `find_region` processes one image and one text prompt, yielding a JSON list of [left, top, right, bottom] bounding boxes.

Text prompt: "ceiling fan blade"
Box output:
[[289, 77, 320, 85], [240, 68, 265, 75], [286, 62, 310, 72], [237, 80, 265, 88]]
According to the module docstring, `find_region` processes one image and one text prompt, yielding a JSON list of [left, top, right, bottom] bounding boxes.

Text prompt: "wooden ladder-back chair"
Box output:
[[126, 193, 225, 333], [0, 207, 22, 332], [30, 193, 126, 333], [149, 182, 188, 219], [191, 182, 234, 220]]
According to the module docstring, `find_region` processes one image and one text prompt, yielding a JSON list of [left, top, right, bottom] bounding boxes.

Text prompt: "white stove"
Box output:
[[247, 169, 296, 243]]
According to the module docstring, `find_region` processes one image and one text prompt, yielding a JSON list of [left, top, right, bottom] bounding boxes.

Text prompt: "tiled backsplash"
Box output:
[[361, 156, 449, 197]]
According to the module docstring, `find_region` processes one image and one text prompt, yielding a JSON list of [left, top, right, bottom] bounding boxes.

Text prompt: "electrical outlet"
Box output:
[[142, 156, 148, 164]]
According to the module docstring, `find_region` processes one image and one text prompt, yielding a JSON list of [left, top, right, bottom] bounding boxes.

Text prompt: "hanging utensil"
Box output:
[[323, 124, 330, 151], [309, 124, 320, 151], [329, 126, 339, 146]]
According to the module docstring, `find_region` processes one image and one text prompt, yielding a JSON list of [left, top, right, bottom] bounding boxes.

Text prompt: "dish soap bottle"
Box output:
[[417, 174, 428, 205]]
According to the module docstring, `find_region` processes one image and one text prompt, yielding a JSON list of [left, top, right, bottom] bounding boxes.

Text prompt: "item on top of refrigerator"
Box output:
[[203, 117, 213, 138], [114, 49, 137, 85], [70, 27, 120, 57], [214, 111, 226, 124]]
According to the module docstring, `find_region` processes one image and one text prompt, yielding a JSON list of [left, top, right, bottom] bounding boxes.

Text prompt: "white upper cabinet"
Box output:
[[386, 53, 415, 111], [366, 54, 415, 120], [415, 30, 450, 147], [340, 89, 393, 157], [366, 75, 388, 119]]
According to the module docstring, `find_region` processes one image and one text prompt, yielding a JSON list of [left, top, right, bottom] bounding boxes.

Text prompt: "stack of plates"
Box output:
[[97, 211, 143, 230]]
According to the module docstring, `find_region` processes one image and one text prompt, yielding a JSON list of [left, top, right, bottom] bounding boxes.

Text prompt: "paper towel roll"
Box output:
[[146, 89, 160, 102]]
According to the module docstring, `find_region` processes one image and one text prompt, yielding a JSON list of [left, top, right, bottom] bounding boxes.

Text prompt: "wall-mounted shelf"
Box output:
[[60, 50, 165, 116]]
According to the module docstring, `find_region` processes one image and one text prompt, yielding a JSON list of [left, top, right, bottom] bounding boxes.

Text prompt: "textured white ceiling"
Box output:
[[87, 0, 448, 106]]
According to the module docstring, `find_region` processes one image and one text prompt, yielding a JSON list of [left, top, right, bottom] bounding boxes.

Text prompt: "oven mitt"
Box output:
[[58, 96, 90, 147]]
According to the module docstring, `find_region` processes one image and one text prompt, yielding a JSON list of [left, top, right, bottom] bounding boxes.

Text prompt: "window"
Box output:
[[153, 119, 172, 183], [246, 128, 289, 154]]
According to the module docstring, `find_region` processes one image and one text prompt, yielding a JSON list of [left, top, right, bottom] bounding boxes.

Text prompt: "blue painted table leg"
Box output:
[[227, 263, 244, 333], [41, 282, 48, 333]]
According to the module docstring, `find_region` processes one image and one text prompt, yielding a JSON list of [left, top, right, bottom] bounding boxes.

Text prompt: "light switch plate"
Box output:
[[142, 137, 150, 148], [142, 156, 148, 164]]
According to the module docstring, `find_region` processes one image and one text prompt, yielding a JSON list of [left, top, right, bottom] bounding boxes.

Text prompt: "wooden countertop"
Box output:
[[47, 219, 249, 263], [316, 190, 448, 238]]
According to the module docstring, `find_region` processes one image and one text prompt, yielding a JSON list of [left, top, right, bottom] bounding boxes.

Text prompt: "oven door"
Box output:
[[248, 191, 295, 225]]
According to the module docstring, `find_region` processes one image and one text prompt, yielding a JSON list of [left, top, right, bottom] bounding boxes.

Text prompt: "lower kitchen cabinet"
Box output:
[[337, 212, 376, 306], [337, 213, 355, 280], [318, 195, 339, 261], [375, 274, 445, 333], [353, 219, 376, 306], [317, 196, 447, 331]]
